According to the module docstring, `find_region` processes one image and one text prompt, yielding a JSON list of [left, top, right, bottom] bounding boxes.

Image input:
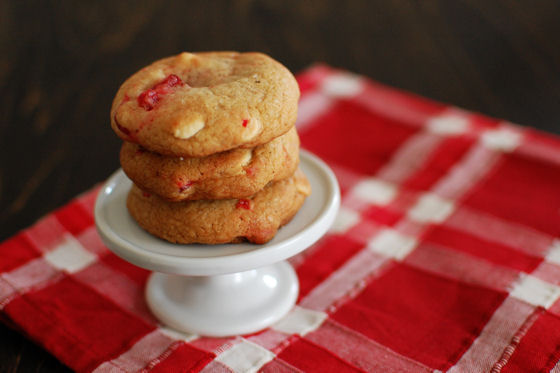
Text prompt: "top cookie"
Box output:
[[110, 52, 300, 157]]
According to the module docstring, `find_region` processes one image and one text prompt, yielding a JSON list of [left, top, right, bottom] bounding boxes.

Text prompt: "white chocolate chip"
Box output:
[[239, 150, 253, 167], [174, 118, 205, 139], [296, 180, 311, 196], [224, 150, 253, 177], [241, 117, 262, 141], [177, 52, 196, 64]]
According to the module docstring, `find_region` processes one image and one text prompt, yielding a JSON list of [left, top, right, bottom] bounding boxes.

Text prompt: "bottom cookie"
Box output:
[[127, 169, 311, 244]]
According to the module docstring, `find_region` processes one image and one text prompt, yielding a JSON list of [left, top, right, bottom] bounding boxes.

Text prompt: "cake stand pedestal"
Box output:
[[94, 150, 339, 337]]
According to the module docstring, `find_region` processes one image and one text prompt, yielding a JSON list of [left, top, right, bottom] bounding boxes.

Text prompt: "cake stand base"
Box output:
[[146, 261, 298, 336]]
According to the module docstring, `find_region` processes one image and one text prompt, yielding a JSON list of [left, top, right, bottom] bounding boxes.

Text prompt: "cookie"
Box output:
[[111, 52, 300, 157], [120, 128, 300, 201], [127, 169, 311, 244]]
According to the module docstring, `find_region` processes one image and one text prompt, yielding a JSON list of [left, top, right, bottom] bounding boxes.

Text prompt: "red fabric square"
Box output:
[[362, 205, 403, 227], [76, 186, 100, 218], [423, 225, 542, 273], [54, 200, 94, 236], [523, 127, 560, 150], [150, 343, 215, 373], [331, 264, 507, 370], [502, 311, 560, 372], [296, 64, 331, 95], [277, 337, 364, 372], [299, 100, 419, 176], [0, 233, 41, 273], [102, 253, 150, 286], [296, 235, 365, 299], [463, 153, 560, 236], [4, 277, 154, 372], [468, 113, 502, 131], [403, 136, 475, 191]]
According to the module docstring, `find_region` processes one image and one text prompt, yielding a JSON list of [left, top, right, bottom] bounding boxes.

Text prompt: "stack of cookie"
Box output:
[[110, 52, 310, 244]]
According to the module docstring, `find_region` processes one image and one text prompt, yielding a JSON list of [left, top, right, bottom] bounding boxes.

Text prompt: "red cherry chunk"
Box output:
[[161, 74, 182, 88], [137, 74, 184, 111], [244, 166, 256, 176], [242, 119, 249, 127], [236, 199, 251, 210], [177, 180, 193, 193], [138, 89, 159, 111]]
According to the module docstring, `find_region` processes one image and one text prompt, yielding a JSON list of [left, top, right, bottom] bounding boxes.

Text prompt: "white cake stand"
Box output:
[[94, 150, 339, 337]]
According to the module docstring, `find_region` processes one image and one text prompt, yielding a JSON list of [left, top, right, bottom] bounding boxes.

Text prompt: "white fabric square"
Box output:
[[44, 234, 96, 273], [510, 274, 560, 308], [330, 207, 360, 233], [24, 214, 67, 252], [408, 193, 455, 223], [351, 178, 397, 205], [93, 330, 175, 373], [0, 278, 15, 307], [481, 128, 521, 152], [321, 73, 363, 97], [272, 306, 327, 336], [216, 339, 275, 373], [427, 114, 469, 135], [368, 229, 417, 260], [2, 258, 58, 291], [545, 240, 560, 265], [296, 91, 332, 130]]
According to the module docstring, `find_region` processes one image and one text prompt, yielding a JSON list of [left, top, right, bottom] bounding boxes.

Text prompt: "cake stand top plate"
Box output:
[[94, 150, 340, 276]]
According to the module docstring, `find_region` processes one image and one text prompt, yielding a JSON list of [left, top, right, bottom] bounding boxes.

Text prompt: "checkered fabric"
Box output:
[[2, 65, 560, 372]]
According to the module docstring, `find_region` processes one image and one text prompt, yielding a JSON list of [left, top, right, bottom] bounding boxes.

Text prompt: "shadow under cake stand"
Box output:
[[94, 150, 340, 337]]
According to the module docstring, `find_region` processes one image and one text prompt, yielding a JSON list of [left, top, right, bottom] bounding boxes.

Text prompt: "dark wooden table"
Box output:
[[2, 1, 559, 371]]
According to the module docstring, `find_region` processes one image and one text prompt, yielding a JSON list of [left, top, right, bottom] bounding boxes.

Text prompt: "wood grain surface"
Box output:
[[1, 1, 559, 371]]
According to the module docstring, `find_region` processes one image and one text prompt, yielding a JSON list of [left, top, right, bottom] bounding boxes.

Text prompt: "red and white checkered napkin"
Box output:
[[3, 65, 560, 372]]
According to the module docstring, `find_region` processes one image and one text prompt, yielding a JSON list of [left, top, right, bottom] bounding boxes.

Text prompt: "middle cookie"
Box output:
[[120, 127, 300, 201]]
